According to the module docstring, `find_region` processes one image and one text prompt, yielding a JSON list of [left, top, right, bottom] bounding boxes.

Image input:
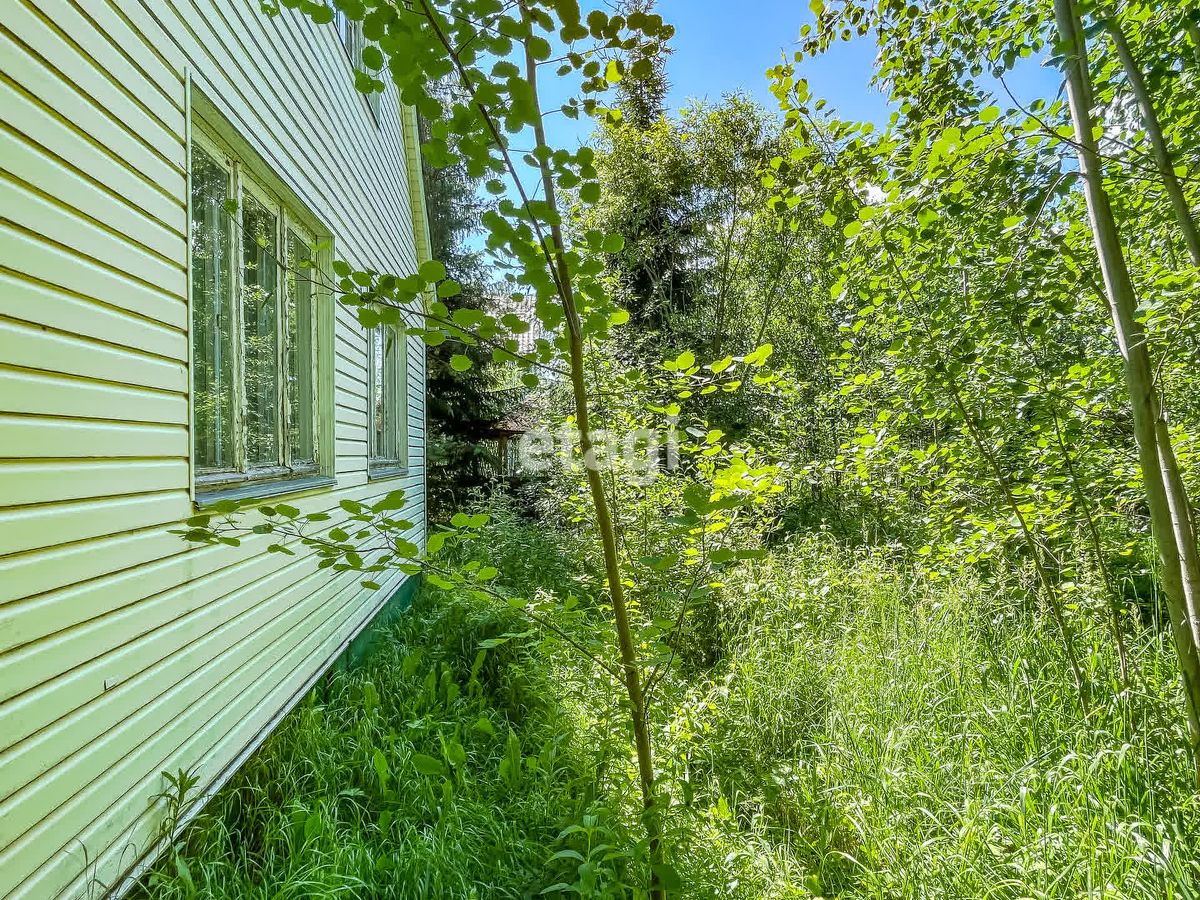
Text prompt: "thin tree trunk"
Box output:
[[520, 5, 666, 893], [1186, 21, 1200, 70], [1054, 0, 1200, 774], [1154, 413, 1200, 651], [945, 387, 1091, 709], [1050, 409, 1132, 684], [1106, 17, 1200, 266], [882, 250, 1092, 706], [1010, 309, 1132, 683]]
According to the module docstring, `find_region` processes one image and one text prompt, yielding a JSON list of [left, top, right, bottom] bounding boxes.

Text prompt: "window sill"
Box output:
[[195, 474, 336, 508], [368, 464, 409, 482]]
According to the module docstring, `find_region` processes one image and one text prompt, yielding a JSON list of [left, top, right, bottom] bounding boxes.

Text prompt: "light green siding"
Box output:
[[0, 1, 428, 897]]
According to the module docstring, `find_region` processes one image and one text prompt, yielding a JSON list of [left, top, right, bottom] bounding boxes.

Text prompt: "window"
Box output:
[[367, 324, 408, 474], [332, 8, 359, 59], [189, 129, 321, 491], [331, 8, 381, 120]]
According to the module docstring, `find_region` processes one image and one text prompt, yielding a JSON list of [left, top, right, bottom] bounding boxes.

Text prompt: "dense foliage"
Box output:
[[144, 507, 1200, 898], [165, 0, 1200, 896], [418, 81, 510, 519]]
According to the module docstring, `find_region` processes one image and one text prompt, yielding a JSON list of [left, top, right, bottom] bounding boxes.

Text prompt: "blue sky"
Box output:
[[657, 0, 889, 123], [541, 0, 1067, 148]]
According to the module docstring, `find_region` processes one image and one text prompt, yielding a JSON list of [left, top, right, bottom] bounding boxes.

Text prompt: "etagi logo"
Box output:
[[516, 420, 681, 485]]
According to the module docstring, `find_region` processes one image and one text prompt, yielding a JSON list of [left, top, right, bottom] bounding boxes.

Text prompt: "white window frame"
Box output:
[[189, 125, 325, 494]]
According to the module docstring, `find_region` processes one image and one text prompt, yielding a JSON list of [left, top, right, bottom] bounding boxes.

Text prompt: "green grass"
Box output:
[[138, 517, 1200, 899], [672, 540, 1200, 898], [134, 582, 620, 899]]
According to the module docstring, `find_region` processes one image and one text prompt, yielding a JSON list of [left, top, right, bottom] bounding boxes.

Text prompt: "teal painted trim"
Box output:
[[195, 475, 337, 508], [337, 574, 423, 670]]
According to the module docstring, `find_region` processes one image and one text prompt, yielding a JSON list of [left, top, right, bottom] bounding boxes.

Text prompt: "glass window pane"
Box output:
[[190, 147, 235, 471], [370, 326, 406, 465], [286, 230, 316, 466], [241, 189, 279, 468], [371, 326, 388, 459], [390, 328, 406, 461]]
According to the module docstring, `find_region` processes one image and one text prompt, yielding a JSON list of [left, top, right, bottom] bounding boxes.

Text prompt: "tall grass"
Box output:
[[139, 516, 1200, 899], [668, 539, 1200, 898], [134, 581, 618, 899]]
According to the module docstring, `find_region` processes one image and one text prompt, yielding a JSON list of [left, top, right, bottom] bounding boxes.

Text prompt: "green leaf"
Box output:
[[452, 307, 485, 327], [419, 260, 447, 282], [373, 490, 407, 511], [579, 182, 601, 204], [604, 59, 623, 82], [445, 740, 467, 767], [450, 354, 473, 372], [744, 343, 774, 366], [361, 44, 383, 71], [393, 538, 419, 557], [843, 220, 863, 238], [373, 748, 390, 789], [410, 753, 446, 778], [437, 280, 462, 298], [821, 210, 838, 227]]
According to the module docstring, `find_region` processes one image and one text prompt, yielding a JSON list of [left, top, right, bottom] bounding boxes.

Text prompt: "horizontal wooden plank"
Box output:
[[0, 526, 186, 608], [0, 126, 184, 262], [23, 0, 183, 134], [0, 571, 380, 896], [0, 224, 187, 329], [0, 414, 186, 460], [0, 75, 184, 231], [0, 269, 185, 360], [3, 0, 185, 169], [0, 550, 291, 715], [54, 0, 186, 107], [0, 367, 186, 425], [335, 438, 369, 460], [54, 572, 386, 900], [0, 490, 189, 559], [0, 553, 412, 817], [0, 317, 186, 392], [335, 406, 369, 429], [30, 584, 376, 900], [1, 174, 185, 296], [0, 476, 422, 659], [0, 543, 195, 656], [0, 550, 346, 775], [0, 459, 187, 509]]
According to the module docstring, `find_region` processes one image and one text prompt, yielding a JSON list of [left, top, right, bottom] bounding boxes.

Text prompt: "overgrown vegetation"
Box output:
[[162, 0, 1200, 895], [144, 506, 1200, 898]]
